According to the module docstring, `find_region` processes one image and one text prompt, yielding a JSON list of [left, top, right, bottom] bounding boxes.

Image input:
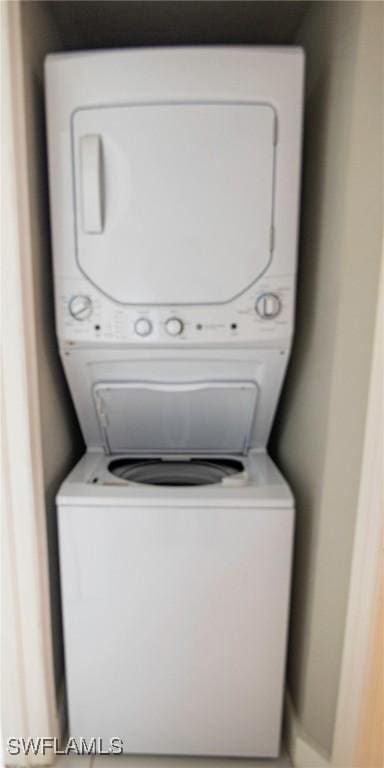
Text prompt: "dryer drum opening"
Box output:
[[108, 458, 244, 486]]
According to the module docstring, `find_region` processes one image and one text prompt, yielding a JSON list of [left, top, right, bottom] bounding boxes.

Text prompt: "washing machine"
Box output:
[[45, 47, 304, 757]]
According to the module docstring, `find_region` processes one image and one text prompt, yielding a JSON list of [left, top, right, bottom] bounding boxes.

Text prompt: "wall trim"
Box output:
[[331, 252, 383, 768], [1, 1, 59, 764], [285, 692, 331, 768]]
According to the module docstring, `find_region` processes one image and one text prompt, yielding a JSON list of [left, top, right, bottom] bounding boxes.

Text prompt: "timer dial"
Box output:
[[69, 295, 93, 321], [255, 293, 281, 319]]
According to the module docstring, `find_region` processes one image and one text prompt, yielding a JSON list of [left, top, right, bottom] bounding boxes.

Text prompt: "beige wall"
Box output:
[[19, 0, 84, 693], [272, 1, 383, 755]]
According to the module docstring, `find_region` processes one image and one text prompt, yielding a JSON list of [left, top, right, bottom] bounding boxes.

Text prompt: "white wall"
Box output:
[[272, 0, 383, 756]]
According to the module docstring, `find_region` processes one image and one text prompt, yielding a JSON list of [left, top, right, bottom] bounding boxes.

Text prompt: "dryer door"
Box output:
[[72, 102, 276, 305]]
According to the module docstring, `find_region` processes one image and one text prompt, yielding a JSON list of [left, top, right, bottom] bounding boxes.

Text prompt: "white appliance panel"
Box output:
[[58, 273, 294, 346], [93, 380, 258, 454], [45, 47, 304, 349], [72, 103, 275, 305], [61, 347, 286, 452], [58, 499, 294, 757], [57, 451, 295, 507]]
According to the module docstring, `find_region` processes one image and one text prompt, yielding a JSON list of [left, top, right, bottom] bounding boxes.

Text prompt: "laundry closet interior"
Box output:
[[13, 0, 382, 763]]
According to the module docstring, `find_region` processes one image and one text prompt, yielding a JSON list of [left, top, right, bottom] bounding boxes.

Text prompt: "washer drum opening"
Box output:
[[108, 458, 244, 487]]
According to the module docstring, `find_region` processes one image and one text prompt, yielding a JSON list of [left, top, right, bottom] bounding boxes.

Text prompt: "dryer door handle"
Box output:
[[80, 134, 103, 234]]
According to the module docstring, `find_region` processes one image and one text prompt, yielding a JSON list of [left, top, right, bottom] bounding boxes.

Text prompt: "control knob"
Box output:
[[165, 317, 184, 336], [68, 295, 93, 321], [134, 317, 153, 337], [255, 293, 281, 319]]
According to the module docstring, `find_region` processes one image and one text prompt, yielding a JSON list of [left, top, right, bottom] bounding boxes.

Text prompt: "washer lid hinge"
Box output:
[[95, 393, 109, 428]]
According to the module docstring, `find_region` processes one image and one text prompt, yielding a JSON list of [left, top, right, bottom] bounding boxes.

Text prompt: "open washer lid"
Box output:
[[93, 381, 258, 455]]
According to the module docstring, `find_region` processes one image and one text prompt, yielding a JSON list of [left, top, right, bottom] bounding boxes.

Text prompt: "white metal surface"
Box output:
[[57, 450, 294, 507], [93, 381, 258, 454], [58, 452, 294, 758], [45, 47, 304, 346], [61, 346, 287, 452], [56, 272, 295, 346], [73, 103, 275, 305], [46, 47, 303, 758]]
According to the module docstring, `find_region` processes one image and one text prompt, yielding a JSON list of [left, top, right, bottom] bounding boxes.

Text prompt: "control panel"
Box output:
[[57, 276, 293, 346]]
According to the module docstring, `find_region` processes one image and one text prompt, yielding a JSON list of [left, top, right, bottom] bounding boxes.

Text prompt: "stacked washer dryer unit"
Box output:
[[45, 48, 304, 758]]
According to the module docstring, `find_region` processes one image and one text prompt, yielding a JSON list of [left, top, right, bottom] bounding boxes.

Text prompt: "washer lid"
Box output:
[[93, 381, 258, 455], [72, 102, 275, 305]]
